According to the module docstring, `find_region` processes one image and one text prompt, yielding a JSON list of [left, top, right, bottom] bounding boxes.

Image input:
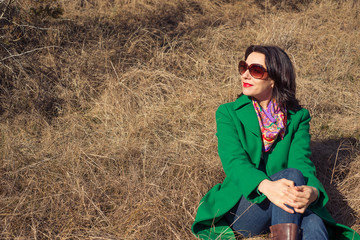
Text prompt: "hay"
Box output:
[[0, 0, 359, 238]]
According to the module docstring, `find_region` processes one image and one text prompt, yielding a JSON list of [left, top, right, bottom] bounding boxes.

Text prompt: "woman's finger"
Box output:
[[277, 202, 295, 214], [280, 178, 295, 188], [294, 186, 305, 191], [294, 207, 306, 214], [284, 185, 314, 201], [285, 199, 306, 209], [290, 189, 310, 200], [282, 186, 303, 200]]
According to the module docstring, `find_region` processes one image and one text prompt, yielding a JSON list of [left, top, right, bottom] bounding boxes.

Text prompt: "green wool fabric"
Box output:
[[191, 95, 359, 240]]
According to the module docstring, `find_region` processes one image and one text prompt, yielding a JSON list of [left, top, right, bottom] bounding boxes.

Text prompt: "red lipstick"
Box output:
[[243, 83, 253, 87]]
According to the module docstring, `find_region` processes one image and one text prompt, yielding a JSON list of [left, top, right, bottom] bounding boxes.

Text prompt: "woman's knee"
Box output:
[[271, 168, 305, 186], [301, 211, 328, 239]]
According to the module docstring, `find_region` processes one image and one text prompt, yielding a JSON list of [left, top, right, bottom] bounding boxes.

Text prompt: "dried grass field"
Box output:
[[0, 0, 359, 239]]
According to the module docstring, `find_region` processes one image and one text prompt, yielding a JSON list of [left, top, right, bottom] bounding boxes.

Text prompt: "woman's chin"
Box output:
[[242, 90, 254, 98]]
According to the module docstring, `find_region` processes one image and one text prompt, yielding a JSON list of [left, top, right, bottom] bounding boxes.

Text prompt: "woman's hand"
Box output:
[[258, 179, 297, 214], [284, 185, 318, 214], [258, 179, 318, 214]]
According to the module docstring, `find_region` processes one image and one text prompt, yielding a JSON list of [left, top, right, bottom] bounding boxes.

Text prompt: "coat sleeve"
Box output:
[[287, 109, 328, 211], [216, 104, 269, 203]]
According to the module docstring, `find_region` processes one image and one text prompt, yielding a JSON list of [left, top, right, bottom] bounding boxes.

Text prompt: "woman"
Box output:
[[191, 45, 360, 240]]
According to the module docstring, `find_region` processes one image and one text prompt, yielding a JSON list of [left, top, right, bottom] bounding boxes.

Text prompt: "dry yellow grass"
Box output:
[[0, 0, 359, 239]]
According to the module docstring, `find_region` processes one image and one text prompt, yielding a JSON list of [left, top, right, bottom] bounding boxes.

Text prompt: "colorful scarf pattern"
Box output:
[[252, 98, 287, 152]]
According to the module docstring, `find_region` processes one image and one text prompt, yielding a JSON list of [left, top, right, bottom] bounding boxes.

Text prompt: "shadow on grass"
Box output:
[[311, 137, 359, 227]]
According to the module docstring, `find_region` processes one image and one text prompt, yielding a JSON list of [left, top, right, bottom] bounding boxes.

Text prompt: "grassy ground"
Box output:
[[0, 0, 359, 239]]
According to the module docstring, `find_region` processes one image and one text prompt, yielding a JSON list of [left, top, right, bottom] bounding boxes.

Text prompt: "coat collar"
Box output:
[[233, 94, 293, 137], [233, 95, 261, 137]]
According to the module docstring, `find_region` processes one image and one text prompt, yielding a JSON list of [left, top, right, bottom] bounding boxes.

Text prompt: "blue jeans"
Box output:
[[224, 168, 328, 240]]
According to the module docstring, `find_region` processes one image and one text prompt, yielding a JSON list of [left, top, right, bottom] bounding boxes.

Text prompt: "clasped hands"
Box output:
[[258, 179, 318, 214]]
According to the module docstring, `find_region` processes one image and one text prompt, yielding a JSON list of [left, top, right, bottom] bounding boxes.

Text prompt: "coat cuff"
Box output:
[[245, 176, 270, 204]]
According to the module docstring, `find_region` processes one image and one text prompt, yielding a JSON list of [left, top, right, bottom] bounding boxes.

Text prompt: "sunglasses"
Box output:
[[238, 60, 268, 79]]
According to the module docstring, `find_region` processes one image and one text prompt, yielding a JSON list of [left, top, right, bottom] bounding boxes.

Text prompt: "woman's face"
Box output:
[[241, 52, 275, 103]]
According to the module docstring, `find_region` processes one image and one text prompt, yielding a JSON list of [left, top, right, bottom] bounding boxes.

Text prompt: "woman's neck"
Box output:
[[253, 93, 273, 110], [258, 99, 271, 110]]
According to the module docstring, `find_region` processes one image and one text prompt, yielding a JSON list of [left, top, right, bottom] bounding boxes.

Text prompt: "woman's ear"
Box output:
[[271, 79, 275, 88]]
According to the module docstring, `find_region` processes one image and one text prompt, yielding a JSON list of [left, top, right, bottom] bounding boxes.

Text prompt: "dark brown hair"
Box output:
[[244, 45, 300, 112]]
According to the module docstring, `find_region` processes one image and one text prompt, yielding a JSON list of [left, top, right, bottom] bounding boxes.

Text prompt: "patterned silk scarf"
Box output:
[[252, 98, 287, 152]]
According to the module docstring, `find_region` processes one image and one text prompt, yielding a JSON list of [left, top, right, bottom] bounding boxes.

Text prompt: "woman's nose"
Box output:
[[242, 69, 251, 79]]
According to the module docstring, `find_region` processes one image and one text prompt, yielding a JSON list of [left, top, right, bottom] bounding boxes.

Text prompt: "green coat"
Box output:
[[192, 95, 359, 240]]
